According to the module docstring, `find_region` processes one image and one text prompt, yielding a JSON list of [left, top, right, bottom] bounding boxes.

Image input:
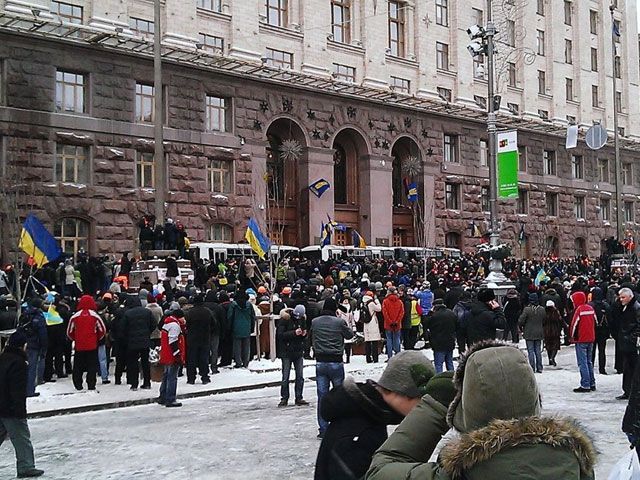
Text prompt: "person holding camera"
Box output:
[[465, 288, 506, 346], [276, 305, 308, 407]]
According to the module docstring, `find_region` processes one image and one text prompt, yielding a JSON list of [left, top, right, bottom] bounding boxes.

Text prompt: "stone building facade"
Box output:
[[0, 2, 640, 261]]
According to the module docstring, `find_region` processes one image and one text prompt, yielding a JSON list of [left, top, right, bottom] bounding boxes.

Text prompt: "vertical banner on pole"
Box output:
[[497, 131, 519, 199]]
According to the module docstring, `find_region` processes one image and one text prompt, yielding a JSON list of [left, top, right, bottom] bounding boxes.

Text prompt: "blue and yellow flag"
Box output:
[[534, 268, 548, 287], [352, 230, 366, 248], [245, 217, 271, 259], [18, 214, 62, 268], [320, 222, 331, 247], [44, 304, 63, 326], [407, 182, 418, 203], [309, 179, 330, 198]]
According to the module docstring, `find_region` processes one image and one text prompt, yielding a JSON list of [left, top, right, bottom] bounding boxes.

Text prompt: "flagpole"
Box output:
[[610, 3, 623, 243]]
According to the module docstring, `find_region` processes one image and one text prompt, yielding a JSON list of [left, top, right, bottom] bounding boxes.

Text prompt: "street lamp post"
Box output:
[[486, 1, 498, 251], [153, 0, 165, 226]]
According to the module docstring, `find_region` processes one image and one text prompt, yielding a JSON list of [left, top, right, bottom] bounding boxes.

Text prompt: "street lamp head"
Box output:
[[467, 39, 485, 57], [467, 24, 485, 40]]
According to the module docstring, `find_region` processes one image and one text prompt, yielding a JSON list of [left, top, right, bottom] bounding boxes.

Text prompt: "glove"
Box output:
[[424, 371, 457, 408]]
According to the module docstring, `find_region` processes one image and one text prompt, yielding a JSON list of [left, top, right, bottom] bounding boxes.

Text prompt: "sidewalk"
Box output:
[[27, 356, 389, 418]]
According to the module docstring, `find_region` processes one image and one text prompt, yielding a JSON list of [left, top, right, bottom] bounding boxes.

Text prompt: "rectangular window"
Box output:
[[591, 85, 599, 107], [207, 159, 232, 193], [265, 48, 293, 69], [598, 158, 609, 183], [135, 83, 154, 123], [538, 109, 549, 120], [481, 186, 490, 212], [518, 146, 527, 171], [600, 198, 610, 221], [390, 76, 410, 93], [565, 78, 573, 102], [614, 56, 621, 79], [331, 0, 351, 43], [55, 144, 88, 183], [474, 95, 487, 110], [506, 20, 515, 47], [590, 10, 598, 34], [479, 139, 488, 167], [205, 95, 228, 132], [517, 190, 528, 214], [435, 0, 448, 26], [543, 150, 556, 175], [436, 42, 449, 70], [265, 0, 288, 27], [50, 0, 83, 23], [136, 152, 154, 188], [55, 70, 85, 113], [197, 0, 222, 12], [565, 39, 572, 64], [443, 134, 458, 163], [472, 8, 483, 26], [507, 103, 519, 115], [508, 62, 516, 87], [333, 63, 356, 83], [445, 182, 460, 210], [388, 1, 405, 57], [473, 54, 486, 79], [564, 1, 572, 25], [571, 155, 584, 179], [591, 48, 598, 71], [625, 202, 634, 223], [199, 33, 224, 54], [537, 0, 544, 15], [536, 30, 545, 55], [613, 20, 621, 43], [537, 70, 546, 95], [616, 91, 623, 113], [130, 17, 154, 38], [546, 192, 558, 216], [437, 87, 452, 103], [575, 196, 585, 219], [623, 163, 633, 186]]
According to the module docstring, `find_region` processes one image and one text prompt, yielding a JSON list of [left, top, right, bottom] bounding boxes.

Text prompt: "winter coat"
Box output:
[[312, 313, 354, 363], [425, 306, 457, 352], [569, 292, 596, 344], [20, 306, 48, 352], [67, 295, 106, 351], [0, 346, 28, 418], [185, 305, 214, 347], [589, 287, 611, 342], [362, 297, 382, 342], [402, 297, 413, 330], [228, 301, 256, 339], [611, 297, 640, 352], [366, 342, 596, 480], [315, 378, 403, 480], [518, 305, 545, 341], [543, 308, 564, 347], [64, 264, 75, 285], [122, 297, 156, 350], [502, 297, 521, 326], [276, 309, 307, 359], [165, 257, 179, 278], [202, 295, 224, 337], [408, 300, 423, 327], [382, 294, 404, 332], [160, 316, 186, 366], [466, 301, 505, 346], [415, 289, 434, 313]]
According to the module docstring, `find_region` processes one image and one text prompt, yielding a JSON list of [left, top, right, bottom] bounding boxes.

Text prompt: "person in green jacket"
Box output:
[[366, 340, 596, 480], [227, 291, 255, 368]]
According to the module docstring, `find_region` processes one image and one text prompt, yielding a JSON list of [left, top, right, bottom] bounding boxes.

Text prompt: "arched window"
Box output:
[[54, 218, 89, 259], [208, 223, 233, 243], [445, 232, 461, 249], [333, 145, 347, 205], [574, 237, 587, 257]]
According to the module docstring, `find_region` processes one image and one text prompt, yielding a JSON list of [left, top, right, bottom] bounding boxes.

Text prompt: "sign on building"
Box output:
[[497, 130, 519, 199]]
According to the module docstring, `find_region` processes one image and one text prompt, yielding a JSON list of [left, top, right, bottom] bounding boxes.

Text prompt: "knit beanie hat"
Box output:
[[376, 351, 435, 398], [323, 298, 338, 313], [527, 293, 539, 305], [293, 304, 306, 318], [424, 371, 456, 407]]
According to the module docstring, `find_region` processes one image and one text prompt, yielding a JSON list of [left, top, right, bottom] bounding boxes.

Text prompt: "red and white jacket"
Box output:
[[160, 316, 186, 366], [569, 291, 596, 344], [67, 295, 106, 351]]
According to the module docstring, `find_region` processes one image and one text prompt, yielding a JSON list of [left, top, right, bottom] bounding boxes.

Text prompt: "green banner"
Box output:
[[497, 131, 519, 199]]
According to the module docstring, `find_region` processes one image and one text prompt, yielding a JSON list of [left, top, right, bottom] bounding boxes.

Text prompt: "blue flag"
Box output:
[[18, 214, 62, 268], [352, 230, 366, 248], [309, 179, 330, 198], [245, 218, 271, 259], [534, 268, 548, 287], [407, 182, 418, 203], [320, 222, 331, 247]]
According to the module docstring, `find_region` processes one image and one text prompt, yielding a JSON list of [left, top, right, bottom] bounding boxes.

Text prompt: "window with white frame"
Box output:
[[445, 232, 461, 248], [537, 70, 546, 95], [565, 39, 572, 63], [623, 162, 633, 186], [592, 85, 599, 107], [199, 33, 224, 54], [537, 0, 544, 15], [591, 48, 598, 71], [598, 158, 609, 183], [536, 29, 545, 55], [55, 144, 89, 183], [625, 201, 634, 223], [55, 70, 85, 113], [445, 183, 460, 210], [130, 17, 154, 38], [205, 95, 228, 132], [546, 192, 558, 216], [543, 150, 556, 175], [571, 154, 583, 179], [197, 0, 222, 12], [436, 42, 449, 70], [135, 83, 154, 123], [331, 0, 351, 43], [600, 198, 610, 221], [590, 10, 598, 34], [136, 152, 154, 188], [54, 217, 89, 258], [209, 223, 233, 243], [473, 54, 486, 79], [207, 159, 232, 193], [265, 48, 293, 69], [333, 64, 356, 83], [390, 76, 410, 93], [437, 87, 452, 103], [614, 56, 621, 79], [443, 134, 458, 163], [265, 0, 288, 27], [506, 20, 515, 46], [564, 0, 572, 25], [435, 0, 448, 26], [50, 0, 82, 23], [507, 62, 516, 87], [575, 196, 585, 219], [565, 78, 574, 101]]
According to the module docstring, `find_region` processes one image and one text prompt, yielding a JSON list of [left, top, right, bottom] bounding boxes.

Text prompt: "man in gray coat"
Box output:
[[519, 293, 546, 373], [311, 297, 354, 438]]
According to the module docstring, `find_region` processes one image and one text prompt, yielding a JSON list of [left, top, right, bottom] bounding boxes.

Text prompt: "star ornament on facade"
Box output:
[[259, 101, 269, 113], [279, 139, 303, 162]]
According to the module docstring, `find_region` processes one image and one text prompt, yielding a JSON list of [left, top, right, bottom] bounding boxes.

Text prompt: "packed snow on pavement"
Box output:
[[0, 343, 631, 479]]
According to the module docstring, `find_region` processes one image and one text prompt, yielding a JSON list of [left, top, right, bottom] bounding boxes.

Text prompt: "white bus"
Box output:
[[190, 242, 299, 263]]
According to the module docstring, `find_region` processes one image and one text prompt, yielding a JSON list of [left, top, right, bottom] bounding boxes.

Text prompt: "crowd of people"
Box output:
[[1, 248, 640, 478]]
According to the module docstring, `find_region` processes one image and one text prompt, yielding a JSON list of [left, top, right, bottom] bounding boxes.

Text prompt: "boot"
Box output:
[[18, 469, 44, 478]]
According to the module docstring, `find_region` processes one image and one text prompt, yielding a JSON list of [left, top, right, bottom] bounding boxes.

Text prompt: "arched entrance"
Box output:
[[332, 128, 368, 242], [391, 136, 423, 247], [265, 118, 306, 246], [545, 236, 560, 257]]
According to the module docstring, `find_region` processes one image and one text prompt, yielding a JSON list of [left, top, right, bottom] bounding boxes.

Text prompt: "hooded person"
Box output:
[[518, 292, 546, 373], [121, 295, 156, 390], [360, 291, 382, 364], [315, 352, 450, 480], [465, 289, 506, 346], [569, 291, 597, 393], [382, 287, 405, 360], [366, 340, 596, 480]]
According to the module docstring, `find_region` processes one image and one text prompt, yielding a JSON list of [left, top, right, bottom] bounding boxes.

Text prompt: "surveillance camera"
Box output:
[[195, 42, 204, 50], [467, 39, 485, 57], [114, 26, 124, 34], [467, 24, 485, 40]]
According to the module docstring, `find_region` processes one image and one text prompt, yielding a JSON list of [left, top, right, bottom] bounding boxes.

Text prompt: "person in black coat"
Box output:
[[203, 291, 223, 374], [424, 299, 457, 373], [217, 291, 234, 367], [623, 356, 640, 459], [121, 296, 155, 390], [610, 287, 640, 399], [277, 306, 308, 407], [502, 289, 522, 343], [589, 287, 611, 375], [466, 288, 506, 346], [165, 255, 179, 290], [185, 295, 214, 384], [0, 331, 44, 478]]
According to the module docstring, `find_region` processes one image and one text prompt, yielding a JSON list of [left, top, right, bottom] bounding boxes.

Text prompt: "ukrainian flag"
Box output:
[[245, 217, 271, 259], [352, 230, 366, 248], [44, 304, 63, 326], [534, 268, 548, 287], [320, 222, 331, 247], [18, 214, 62, 268]]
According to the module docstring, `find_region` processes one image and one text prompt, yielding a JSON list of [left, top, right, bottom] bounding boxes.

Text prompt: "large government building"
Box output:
[[0, 0, 639, 260]]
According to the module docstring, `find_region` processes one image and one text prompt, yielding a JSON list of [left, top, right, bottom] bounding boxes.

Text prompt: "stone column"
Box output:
[[300, 147, 334, 245], [229, 0, 262, 62], [300, 0, 330, 77], [359, 154, 393, 246], [361, 1, 388, 89], [405, 3, 415, 60]]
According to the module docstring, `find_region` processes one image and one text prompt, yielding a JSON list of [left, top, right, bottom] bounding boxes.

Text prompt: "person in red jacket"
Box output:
[[66, 295, 106, 391], [157, 310, 186, 408], [569, 291, 597, 393], [382, 287, 405, 360]]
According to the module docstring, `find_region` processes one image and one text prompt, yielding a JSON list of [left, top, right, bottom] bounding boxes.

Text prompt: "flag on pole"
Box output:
[[407, 182, 419, 203], [352, 230, 366, 248], [327, 214, 347, 232], [245, 217, 271, 259], [534, 268, 548, 287], [320, 222, 331, 247], [18, 214, 62, 268], [309, 179, 331, 198]]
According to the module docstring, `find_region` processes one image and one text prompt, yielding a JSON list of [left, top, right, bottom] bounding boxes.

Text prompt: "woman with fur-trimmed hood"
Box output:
[[366, 340, 596, 480]]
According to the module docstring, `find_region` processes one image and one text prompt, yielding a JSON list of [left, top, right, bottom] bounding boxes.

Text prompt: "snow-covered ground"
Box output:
[[0, 342, 631, 479]]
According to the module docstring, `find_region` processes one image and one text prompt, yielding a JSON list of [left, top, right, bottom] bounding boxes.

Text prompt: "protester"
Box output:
[[122, 295, 156, 390], [276, 305, 308, 407], [611, 287, 640, 400], [519, 292, 546, 373], [381, 287, 404, 360], [20, 298, 47, 398], [228, 291, 255, 369], [502, 288, 521, 343], [543, 300, 563, 366], [157, 310, 185, 408], [185, 295, 214, 385], [466, 288, 505, 345], [569, 291, 597, 393], [336, 298, 356, 363], [424, 299, 457, 373], [360, 291, 382, 364], [589, 286, 611, 375]]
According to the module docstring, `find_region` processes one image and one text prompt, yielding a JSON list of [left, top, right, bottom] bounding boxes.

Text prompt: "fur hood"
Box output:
[[440, 416, 596, 479]]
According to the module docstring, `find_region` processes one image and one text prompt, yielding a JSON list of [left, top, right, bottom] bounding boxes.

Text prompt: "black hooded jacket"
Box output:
[[589, 287, 611, 342], [466, 300, 506, 346], [203, 291, 223, 336], [121, 296, 155, 350], [314, 378, 403, 480]]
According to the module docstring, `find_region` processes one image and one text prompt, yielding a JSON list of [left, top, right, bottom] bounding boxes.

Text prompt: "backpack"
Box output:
[[18, 310, 37, 339], [454, 302, 472, 329], [359, 300, 373, 324]]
